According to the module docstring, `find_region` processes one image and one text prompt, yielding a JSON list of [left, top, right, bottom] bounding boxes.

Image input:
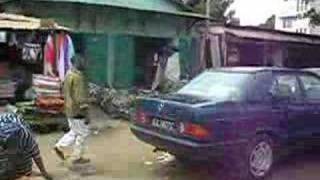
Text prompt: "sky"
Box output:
[[230, 0, 281, 25]]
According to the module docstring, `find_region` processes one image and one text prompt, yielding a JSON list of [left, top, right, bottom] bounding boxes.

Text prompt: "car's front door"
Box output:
[[271, 73, 306, 139]]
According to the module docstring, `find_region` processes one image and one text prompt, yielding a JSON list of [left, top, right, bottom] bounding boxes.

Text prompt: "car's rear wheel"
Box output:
[[246, 134, 274, 180]]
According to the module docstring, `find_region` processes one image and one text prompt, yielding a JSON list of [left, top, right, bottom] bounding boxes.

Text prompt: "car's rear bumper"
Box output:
[[130, 124, 247, 161]]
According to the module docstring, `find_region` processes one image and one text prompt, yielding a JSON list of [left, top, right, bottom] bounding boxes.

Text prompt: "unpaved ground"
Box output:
[[33, 119, 320, 180]]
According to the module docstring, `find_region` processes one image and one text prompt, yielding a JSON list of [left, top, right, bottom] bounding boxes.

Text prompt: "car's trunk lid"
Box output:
[[138, 97, 195, 121]]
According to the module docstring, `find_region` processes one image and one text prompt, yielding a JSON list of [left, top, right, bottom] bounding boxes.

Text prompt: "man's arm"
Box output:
[[23, 129, 52, 180], [33, 155, 52, 180]]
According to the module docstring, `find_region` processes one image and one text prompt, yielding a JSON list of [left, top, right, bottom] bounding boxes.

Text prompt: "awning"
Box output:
[[0, 13, 71, 31], [207, 25, 320, 45]]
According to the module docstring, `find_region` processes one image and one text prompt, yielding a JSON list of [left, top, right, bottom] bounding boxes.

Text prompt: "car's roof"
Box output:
[[304, 68, 320, 71], [210, 67, 303, 74]]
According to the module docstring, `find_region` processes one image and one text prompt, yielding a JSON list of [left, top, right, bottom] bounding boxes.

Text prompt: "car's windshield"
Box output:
[[178, 71, 250, 101]]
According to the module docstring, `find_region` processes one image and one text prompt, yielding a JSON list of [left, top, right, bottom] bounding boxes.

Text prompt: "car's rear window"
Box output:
[[178, 71, 250, 102]]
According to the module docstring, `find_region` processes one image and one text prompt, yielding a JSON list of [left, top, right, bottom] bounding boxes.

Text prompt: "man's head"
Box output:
[[72, 55, 87, 71]]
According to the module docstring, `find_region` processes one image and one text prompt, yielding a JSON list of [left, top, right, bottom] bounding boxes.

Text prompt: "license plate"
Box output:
[[152, 118, 175, 132]]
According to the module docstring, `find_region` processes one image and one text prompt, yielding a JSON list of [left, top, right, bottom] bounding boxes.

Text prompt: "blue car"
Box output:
[[130, 67, 320, 179]]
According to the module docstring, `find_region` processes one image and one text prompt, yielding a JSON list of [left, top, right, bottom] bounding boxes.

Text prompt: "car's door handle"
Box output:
[[272, 106, 283, 110], [313, 111, 320, 115], [216, 119, 232, 124]]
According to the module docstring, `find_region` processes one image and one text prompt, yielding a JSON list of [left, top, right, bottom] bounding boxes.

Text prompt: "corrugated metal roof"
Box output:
[[0, 13, 70, 30], [206, 25, 320, 45], [30, 0, 207, 18]]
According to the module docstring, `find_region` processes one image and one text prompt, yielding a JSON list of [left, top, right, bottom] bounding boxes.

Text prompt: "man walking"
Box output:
[[54, 55, 91, 164]]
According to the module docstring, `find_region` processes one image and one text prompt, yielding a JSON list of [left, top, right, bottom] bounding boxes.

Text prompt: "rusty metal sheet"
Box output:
[[0, 13, 70, 30]]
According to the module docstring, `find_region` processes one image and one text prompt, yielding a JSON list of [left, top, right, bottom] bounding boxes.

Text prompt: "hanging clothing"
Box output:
[[57, 34, 74, 81], [165, 52, 180, 82], [46, 35, 56, 66], [44, 35, 56, 76], [57, 34, 65, 80], [66, 35, 75, 68], [22, 43, 42, 64], [151, 52, 169, 91], [8, 33, 18, 47]]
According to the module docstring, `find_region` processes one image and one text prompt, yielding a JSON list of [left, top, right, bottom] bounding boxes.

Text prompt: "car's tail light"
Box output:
[[179, 122, 210, 139], [135, 110, 150, 124]]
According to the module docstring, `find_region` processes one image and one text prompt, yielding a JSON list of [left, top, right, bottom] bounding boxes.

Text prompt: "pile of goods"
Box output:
[[0, 79, 16, 99], [14, 101, 66, 133], [36, 96, 64, 114], [0, 62, 16, 99], [32, 74, 64, 114], [32, 74, 62, 97], [89, 83, 160, 119]]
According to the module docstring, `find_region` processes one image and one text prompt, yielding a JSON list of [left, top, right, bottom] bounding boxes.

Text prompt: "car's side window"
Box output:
[[270, 74, 301, 100], [249, 72, 272, 102], [299, 74, 320, 100]]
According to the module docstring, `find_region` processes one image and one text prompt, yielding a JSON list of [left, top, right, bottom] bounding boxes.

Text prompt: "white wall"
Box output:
[[275, 0, 314, 34], [277, 0, 299, 17]]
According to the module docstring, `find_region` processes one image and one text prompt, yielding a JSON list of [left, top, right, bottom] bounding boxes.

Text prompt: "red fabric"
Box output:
[[0, 62, 9, 77], [36, 97, 64, 111], [44, 35, 56, 66], [8, 46, 19, 61], [57, 34, 64, 62]]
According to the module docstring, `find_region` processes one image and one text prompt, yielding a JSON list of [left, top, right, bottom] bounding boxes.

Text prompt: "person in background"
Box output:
[[151, 45, 178, 91], [0, 107, 52, 180], [54, 55, 91, 164]]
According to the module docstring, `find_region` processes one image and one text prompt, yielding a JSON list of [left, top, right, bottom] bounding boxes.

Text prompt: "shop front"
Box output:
[[184, 24, 320, 79], [0, 13, 74, 130]]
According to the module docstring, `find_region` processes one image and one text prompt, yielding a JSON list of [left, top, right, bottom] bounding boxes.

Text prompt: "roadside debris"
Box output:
[[89, 80, 187, 120], [68, 163, 97, 176], [144, 161, 154, 166], [156, 153, 175, 164]]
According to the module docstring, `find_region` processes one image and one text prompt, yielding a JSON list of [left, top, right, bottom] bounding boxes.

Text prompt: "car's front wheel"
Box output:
[[247, 134, 274, 179]]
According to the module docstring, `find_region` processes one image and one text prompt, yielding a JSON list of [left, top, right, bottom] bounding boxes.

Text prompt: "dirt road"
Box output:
[[35, 121, 320, 180]]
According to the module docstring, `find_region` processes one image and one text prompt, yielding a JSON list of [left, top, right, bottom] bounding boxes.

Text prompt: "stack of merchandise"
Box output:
[[0, 62, 9, 77], [32, 74, 64, 114], [0, 79, 16, 99], [16, 101, 36, 114], [33, 75, 62, 97], [36, 96, 64, 114]]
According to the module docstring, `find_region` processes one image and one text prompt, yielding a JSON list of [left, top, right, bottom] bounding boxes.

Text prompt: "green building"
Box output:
[[0, 0, 205, 88]]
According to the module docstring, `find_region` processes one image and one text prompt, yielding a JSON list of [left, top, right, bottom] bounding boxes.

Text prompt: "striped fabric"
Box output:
[[0, 113, 39, 179]]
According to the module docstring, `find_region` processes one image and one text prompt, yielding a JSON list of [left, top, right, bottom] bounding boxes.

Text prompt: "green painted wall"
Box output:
[[113, 35, 135, 88], [83, 34, 109, 86], [73, 33, 135, 88]]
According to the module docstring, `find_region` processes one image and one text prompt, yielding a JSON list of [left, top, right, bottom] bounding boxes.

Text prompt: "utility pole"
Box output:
[[206, 0, 211, 31], [206, 0, 211, 18]]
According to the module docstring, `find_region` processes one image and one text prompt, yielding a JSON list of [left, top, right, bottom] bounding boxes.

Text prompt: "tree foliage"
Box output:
[[185, 0, 234, 21], [259, 15, 276, 29], [305, 8, 320, 26]]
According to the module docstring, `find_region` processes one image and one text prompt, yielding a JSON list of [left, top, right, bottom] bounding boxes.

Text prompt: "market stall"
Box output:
[[0, 13, 74, 131]]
